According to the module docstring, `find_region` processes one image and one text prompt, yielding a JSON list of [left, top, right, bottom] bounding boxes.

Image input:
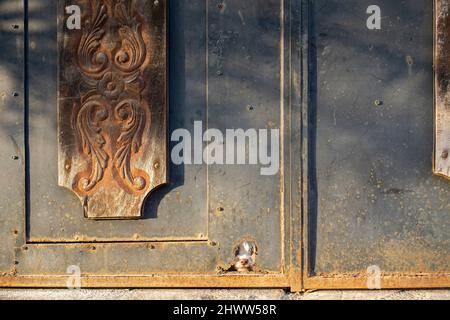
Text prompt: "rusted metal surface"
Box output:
[[301, 0, 450, 290], [435, 0, 450, 179], [0, 0, 301, 291], [28, 0, 206, 242], [0, 0, 26, 274], [306, 0, 450, 276], [206, 0, 285, 274], [304, 273, 450, 290], [1, 272, 449, 290], [58, 0, 168, 219], [2, 0, 449, 291], [15, 242, 218, 274], [0, 274, 291, 289]]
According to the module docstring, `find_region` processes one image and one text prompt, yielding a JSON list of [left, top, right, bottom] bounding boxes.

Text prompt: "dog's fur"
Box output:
[[234, 240, 257, 272]]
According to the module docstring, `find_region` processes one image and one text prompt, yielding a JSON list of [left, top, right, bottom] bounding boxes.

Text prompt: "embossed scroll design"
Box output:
[[74, 0, 149, 194]]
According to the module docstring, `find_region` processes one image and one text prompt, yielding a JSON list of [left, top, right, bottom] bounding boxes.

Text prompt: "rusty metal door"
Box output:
[[0, 0, 301, 290], [0, 0, 449, 291], [304, 0, 449, 289]]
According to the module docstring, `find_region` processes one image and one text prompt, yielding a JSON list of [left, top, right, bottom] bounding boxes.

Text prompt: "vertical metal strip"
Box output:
[[288, 0, 304, 293], [0, 0, 26, 273], [279, 0, 286, 274], [301, 0, 313, 285]]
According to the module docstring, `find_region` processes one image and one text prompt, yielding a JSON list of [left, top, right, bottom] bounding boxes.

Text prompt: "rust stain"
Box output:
[[305, 273, 450, 290], [0, 274, 290, 289]]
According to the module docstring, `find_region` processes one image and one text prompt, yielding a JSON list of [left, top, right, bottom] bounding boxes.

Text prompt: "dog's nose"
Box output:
[[241, 259, 249, 266]]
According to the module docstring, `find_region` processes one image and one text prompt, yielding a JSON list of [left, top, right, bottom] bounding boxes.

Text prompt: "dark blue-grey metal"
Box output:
[[0, 0, 25, 274], [309, 0, 450, 274], [0, 0, 448, 290], [0, 0, 303, 289]]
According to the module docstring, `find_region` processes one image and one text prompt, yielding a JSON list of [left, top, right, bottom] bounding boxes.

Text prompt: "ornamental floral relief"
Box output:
[[58, 0, 167, 219]]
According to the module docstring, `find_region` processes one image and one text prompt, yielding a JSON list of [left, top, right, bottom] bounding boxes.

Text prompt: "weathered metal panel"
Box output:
[[57, 0, 168, 219], [310, 0, 450, 274], [207, 0, 285, 272], [4, 0, 447, 291], [27, 0, 208, 242], [0, 0, 25, 274], [16, 243, 218, 274], [285, 0, 303, 290], [0, 0, 300, 289], [0, 274, 290, 289]]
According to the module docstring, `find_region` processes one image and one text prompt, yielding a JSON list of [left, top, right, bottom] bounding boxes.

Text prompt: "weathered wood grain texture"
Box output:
[[58, 0, 167, 219], [435, 0, 450, 179]]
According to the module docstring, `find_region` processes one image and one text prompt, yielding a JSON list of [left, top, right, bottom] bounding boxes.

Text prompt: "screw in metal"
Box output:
[[374, 99, 383, 106]]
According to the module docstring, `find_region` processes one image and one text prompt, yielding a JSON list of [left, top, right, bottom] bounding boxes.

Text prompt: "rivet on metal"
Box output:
[[216, 207, 224, 213]]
